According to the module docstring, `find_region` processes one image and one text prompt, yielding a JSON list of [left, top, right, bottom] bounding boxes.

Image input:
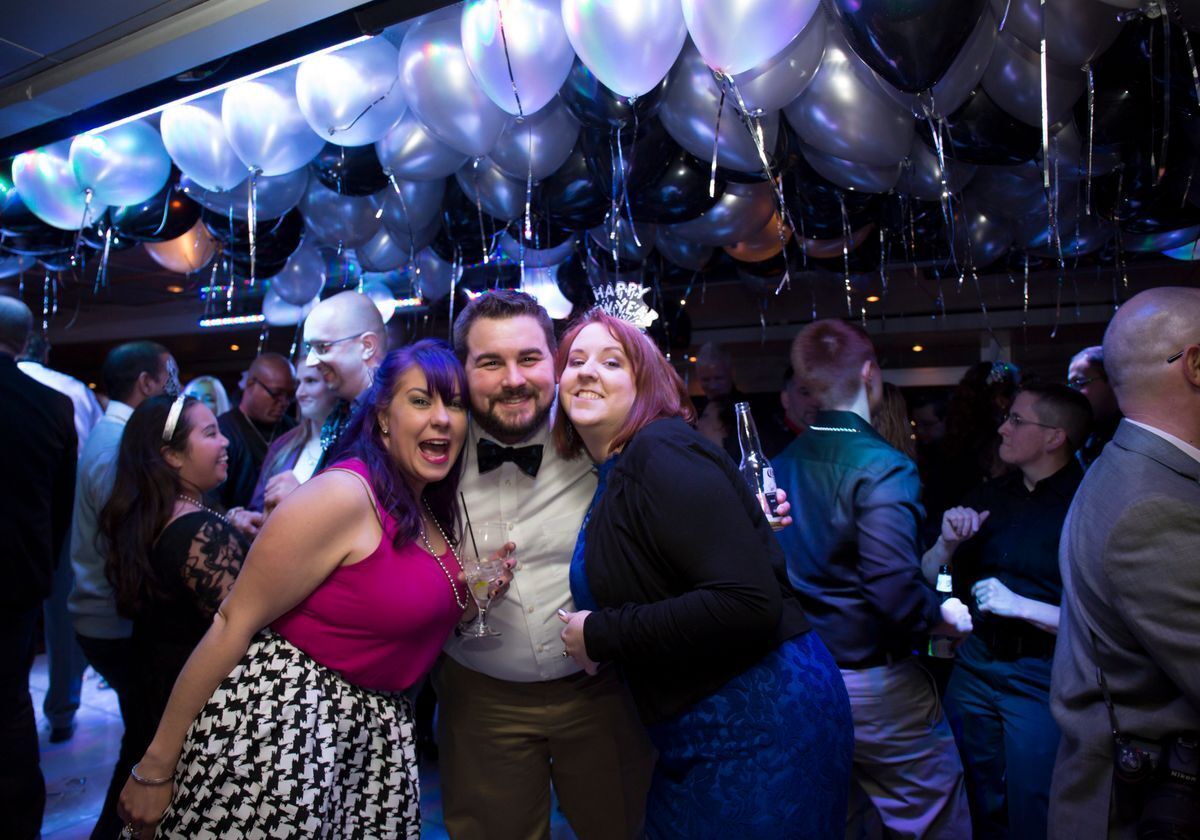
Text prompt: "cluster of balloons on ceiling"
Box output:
[[3, 0, 1200, 330]]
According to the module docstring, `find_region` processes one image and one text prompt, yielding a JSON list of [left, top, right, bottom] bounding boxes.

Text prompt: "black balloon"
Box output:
[[0, 223, 75, 256], [438, 179, 504, 265], [782, 148, 879, 240], [559, 59, 667, 133], [828, 0, 988, 93], [39, 250, 80, 272], [2, 173, 48, 237], [554, 252, 596, 308], [632, 147, 726, 224], [80, 211, 137, 252], [918, 86, 1040, 165], [540, 139, 611, 230], [201, 208, 304, 264], [111, 174, 201, 242], [229, 252, 288, 280], [311, 143, 390, 196], [582, 118, 678, 205]]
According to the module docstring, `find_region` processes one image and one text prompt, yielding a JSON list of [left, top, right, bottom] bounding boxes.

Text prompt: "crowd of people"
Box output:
[[1, 282, 1196, 840]]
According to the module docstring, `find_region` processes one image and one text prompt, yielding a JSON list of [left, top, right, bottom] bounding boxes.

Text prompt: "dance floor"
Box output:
[[30, 655, 576, 839]]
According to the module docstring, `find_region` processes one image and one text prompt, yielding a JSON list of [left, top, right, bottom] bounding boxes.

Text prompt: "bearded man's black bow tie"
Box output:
[[477, 439, 544, 478]]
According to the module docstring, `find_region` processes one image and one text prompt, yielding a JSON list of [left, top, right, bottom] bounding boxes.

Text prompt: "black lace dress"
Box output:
[[129, 511, 247, 753]]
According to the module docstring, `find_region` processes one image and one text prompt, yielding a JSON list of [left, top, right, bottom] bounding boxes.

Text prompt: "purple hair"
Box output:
[[330, 339, 468, 548]]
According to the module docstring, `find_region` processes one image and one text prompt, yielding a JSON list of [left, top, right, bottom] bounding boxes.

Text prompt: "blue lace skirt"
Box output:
[[644, 631, 853, 839]]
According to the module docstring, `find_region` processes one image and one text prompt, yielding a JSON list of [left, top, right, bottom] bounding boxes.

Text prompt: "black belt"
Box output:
[[837, 649, 912, 670], [978, 626, 1055, 660]]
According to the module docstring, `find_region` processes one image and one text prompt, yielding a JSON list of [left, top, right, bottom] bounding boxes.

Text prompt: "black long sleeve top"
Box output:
[[580, 417, 810, 724]]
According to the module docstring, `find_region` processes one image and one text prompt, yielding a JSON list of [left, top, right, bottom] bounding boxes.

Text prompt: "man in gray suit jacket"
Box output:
[[1050, 286, 1200, 839]]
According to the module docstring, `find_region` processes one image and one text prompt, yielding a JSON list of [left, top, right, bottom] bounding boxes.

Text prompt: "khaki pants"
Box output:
[[433, 655, 656, 840], [842, 658, 972, 840]]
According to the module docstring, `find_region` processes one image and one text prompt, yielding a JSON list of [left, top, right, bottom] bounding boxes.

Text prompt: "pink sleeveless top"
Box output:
[[271, 458, 468, 693]]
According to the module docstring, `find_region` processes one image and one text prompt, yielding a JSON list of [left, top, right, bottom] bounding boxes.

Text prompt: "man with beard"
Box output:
[[262, 291, 386, 512], [436, 290, 655, 840]]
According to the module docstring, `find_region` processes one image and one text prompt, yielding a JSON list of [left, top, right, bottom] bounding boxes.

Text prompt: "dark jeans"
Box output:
[[944, 650, 1060, 840], [77, 634, 143, 840], [0, 607, 45, 840]]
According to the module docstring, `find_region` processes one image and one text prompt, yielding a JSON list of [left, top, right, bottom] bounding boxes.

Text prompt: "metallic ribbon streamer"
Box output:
[[42, 273, 51, 331], [472, 158, 491, 265], [72, 188, 94, 266], [495, 0, 525, 120], [709, 84, 726, 199], [998, 0, 1012, 31], [97, 225, 113, 292], [248, 168, 260, 288], [257, 324, 270, 356], [387, 171, 419, 271], [1158, 9, 1171, 187], [289, 323, 302, 361], [615, 132, 641, 248], [925, 115, 960, 274], [840, 193, 852, 317], [1181, 26, 1200, 111], [329, 75, 400, 137], [1086, 64, 1095, 215]]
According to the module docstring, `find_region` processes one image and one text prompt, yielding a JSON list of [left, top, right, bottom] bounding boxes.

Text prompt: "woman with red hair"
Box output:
[[554, 310, 853, 838]]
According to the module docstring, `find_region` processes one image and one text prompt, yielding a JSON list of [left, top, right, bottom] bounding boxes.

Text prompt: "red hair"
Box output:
[[790, 319, 877, 409], [552, 310, 695, 459]]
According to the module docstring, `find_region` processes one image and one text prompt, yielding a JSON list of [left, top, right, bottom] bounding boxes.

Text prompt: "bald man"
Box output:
[[263, 292, 386, 512], [1067, 345, 1122, 468], [1049, 287, 1200, 840], [215, 353, 296, 511]]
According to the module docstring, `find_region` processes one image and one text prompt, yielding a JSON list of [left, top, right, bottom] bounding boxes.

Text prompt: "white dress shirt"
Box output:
[[1128, 419, 1200, 467], [19, 360, 103, 455], [446, 414, 597, 682]]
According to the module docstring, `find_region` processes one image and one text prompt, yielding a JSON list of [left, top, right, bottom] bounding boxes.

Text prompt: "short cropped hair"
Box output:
[[790, 320, 877, 410], [552, 310, 695, 459], [102, 341, 169, 403], [1022, 383, 1093, 452], [452, 289, 556, 362]]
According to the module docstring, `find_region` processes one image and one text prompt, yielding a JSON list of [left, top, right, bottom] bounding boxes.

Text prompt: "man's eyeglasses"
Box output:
[[1067, 376, 1101, 391], [302, 334, 363, 356], [250, 378, 295, 402], [1000, 412, 1058, 431], [1167, 344, 1197, 364]]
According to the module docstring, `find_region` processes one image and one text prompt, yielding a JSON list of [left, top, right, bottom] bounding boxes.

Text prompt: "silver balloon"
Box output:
[[161, 95, 248, 192], [378, 177, 446, 234], [179, 168, 309, 221], [222, 66, 325, 176], [299, 178, 382, 248], [496, 231, 578, 267], [887, 7, 998, 119], [665, 180, 775, 245], [69, 120, 172, 207], [262, 287, 319, 326], [357, 225, 414, 272], [655, 226, 713, 270], [981, 32, 1084, 128], [11, 140, 106, 231], [411, 247, 457, 300], [729, 8, 827, 114], [399, 14, 510, 157], [461, 0, 577, 116], [375, 111, 470, 181], [682, 0, 821, 75], [456, 157, 528, 221], [272, 242, 327, 305], [296, 37, 407, 147], [801, 145, 902, 193], [561, 0, 687, 98], [490, 98, 581, 180], [660, 41, 781, 174], [897, 135, 977, 200], [785, 19, 914, 166], [587, 216, 657, 263], [989, 0, 1123, 68], [1121, 225, 1198, 254]]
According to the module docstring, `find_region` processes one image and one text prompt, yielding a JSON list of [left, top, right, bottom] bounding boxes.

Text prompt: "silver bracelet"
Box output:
[[129, 762, 173, 786]]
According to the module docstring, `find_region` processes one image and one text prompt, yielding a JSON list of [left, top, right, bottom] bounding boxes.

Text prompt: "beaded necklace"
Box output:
[[419, 499, 468, 611], [177, 495, 231, 526]]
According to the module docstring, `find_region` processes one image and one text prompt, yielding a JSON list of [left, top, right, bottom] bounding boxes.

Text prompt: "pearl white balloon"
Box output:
[[399, 14, 510, 157], [11, 140, 107, 231], [682, 0, 821, 75], [730, 8, 827, 113], [222, 67, 325, 176], [161, 95, 248, 192], [490, 98, 581, 180], [262, 287, 319, 326], [272, 241, 327, 305], [69, 120, 172, 207], [561, 0, 688, 98], [375, 111, 470, 180], [296, 37, 407, 147], [456, 157, 528, 221], [461, 0, 576, 116]]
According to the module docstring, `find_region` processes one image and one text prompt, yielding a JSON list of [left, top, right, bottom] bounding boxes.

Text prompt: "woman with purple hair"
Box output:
[[115, 339, 509, 839]]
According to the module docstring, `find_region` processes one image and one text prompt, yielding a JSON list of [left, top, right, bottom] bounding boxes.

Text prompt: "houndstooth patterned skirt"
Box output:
[[156, 631, 419, 839]]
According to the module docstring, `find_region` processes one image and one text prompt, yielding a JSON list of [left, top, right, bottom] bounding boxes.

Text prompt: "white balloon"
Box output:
[[69, 120, 172, 207], [521, 265, 575, 319], [262, 287, 319, 326], [461, 0, 576, 116], [222, 67, 325, 176], [161, 95, 248, 192], [11, 141, 106, 231], [296, 37, 407, 147], [561, 0, 688, 98], [682, 0, 821, 75]]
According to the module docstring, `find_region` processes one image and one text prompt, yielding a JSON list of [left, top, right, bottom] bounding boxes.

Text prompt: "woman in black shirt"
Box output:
[[100, 395, 247, 762], [554, 310, 854, 839]]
